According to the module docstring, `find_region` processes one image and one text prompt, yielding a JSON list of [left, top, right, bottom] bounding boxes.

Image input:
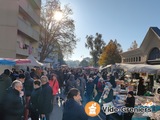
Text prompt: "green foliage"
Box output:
[[99, 40, 122, 66], [85, 33, 106, 67], [79, 59, 89, 67]]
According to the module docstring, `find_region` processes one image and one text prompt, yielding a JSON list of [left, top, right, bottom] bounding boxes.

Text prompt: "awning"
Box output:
[[0, 58, 15, 65], [15, 59, 31, 64], [26, 55, 43, 66]]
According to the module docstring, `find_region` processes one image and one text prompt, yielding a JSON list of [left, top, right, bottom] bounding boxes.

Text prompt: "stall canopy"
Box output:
[[115, 63, 135, 71], [26, 55, 43, 66], [15, 59, 31, 65], [0, 58, 16, 65], [5, 58, 31, 65], [116, 63, 160, 74]]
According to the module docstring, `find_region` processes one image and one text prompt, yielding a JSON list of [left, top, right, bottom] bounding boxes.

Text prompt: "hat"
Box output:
[[128, 91, 134, 96]]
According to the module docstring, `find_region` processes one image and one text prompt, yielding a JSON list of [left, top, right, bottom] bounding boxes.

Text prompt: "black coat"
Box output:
[[125, 96, 135, 107], [62, 99, 88, 120], [124, 96, 135, 120], [24, 72, 34, 97], [86, 81, 94, 95], [38, 83, 53, 114], [137, 84, 146, 95], [0, 74, 12, 104], [4, 89, 24, 120], [29, 87, 42, 112]]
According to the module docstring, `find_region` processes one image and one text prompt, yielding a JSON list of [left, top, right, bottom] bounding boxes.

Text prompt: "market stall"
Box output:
[[0, 58, 15, 65], [15, 59, 31, 65]]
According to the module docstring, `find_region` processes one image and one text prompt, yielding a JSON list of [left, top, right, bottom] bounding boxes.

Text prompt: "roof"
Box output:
[[151, 27, 160, 37]]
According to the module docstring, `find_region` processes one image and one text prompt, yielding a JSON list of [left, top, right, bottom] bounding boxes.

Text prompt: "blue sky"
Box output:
[[59, 0, 160, 61]]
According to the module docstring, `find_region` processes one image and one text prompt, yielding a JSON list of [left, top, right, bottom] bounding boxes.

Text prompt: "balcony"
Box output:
[[16, 42, 28, 56], [18, 18, 39, 41], [16, 42, 39, 57], [18, 0, 40, 25]]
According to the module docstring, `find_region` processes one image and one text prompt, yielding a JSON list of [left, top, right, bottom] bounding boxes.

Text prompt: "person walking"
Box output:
[[86, 78, 94, 102], [62, 88, 88, 120], [94, 78, 105, 103], [24, 72, 34, 120], [49, 74, 59, 104], [0, 69, 12, 120], [29, 80, 42, 120], [4, 80, 24, 120], [38, 76, 53, 120]]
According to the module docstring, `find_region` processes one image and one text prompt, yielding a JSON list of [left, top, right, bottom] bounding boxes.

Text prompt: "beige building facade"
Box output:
[[0, 0, 41, 59], [121, 27, 160, 65]]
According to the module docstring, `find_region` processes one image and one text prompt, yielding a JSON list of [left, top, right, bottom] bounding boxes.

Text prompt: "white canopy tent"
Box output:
[[116, 63, 160, 74], [115, 63, 136, 71], [26, 55, 43, 66], [99, 63, 160, 74]]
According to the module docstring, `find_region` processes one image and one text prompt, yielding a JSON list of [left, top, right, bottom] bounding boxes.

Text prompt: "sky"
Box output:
[[59, 0, 160, 61]]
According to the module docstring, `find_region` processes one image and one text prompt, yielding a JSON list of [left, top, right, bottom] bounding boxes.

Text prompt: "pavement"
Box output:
[[29, 94, 106, 120]]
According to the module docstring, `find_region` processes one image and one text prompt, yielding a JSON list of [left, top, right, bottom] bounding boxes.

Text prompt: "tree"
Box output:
[[114, 39, 123, 53], [128, 40, 138, 51], [39, 0, 78, 62], [98, 40, 122, 66], [85, 33, 106, 67], [79, 59, 89, 67]]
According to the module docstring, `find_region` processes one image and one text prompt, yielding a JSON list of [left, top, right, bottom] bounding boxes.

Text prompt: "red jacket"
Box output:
[[49, 79, 59, 95]]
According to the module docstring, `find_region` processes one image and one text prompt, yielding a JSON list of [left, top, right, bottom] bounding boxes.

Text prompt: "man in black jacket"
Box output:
[[39, 75, 53, 120], [29, 80, 42, 120], [4, 80, 24, 120]]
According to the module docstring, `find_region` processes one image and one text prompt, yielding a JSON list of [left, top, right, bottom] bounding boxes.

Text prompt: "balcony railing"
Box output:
[[19, 0, 40, 25], [16, 42, 39, 57], [16, 42, 28, 56], [18, 18, 39, 41]]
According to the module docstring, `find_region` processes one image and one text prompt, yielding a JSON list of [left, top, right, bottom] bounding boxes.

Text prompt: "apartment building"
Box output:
[[0, 0, 41, 59]]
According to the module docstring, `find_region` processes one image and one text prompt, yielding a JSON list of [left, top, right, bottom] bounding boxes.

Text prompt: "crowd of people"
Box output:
[[0, 66, 138, 120]]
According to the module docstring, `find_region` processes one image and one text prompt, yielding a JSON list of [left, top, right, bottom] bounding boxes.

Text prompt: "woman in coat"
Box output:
[[49, 74, 59, 104], [62, 88, 88, 120]]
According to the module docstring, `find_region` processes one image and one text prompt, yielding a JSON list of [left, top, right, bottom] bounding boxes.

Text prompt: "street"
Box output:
[[48, 96, 106, 120], [28, 94, 106, 120]]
